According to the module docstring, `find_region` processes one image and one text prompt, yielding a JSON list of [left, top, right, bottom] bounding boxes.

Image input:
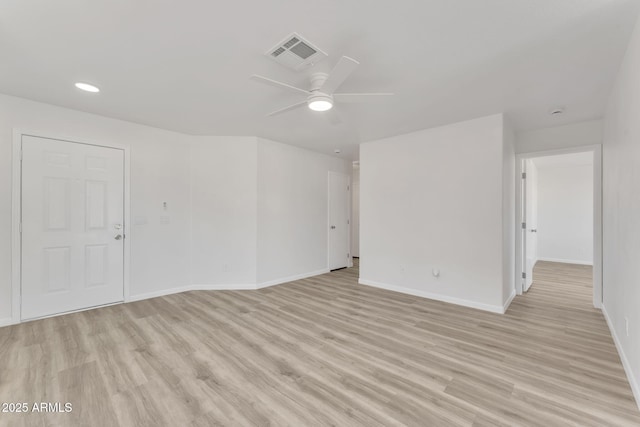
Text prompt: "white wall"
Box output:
[[602, 13, 640, 408], [351, 165, 360, 258], [127, 138, 192, 298], [502, 120, 516, 304], [536, 164, 593, 265], [0, 94, 193, 323], [360, 114, 514, 313], [256, 138, 349, 285], [190, 137, 258, 287], [0, 94, 348, 324], [516, 119, 603, 154]]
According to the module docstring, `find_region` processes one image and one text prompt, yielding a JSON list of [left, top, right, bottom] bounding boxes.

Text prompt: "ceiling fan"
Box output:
[[251, 56, 393, 117]]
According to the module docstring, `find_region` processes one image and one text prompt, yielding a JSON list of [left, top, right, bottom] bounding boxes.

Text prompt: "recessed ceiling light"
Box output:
[[308, 94, 333, 112], [75, 82, 100, 93], [334, 149, 341, 154], [549, 107, 564, 116]]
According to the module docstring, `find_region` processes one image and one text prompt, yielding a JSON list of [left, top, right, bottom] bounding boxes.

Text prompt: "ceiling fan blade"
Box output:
[[266, 100, 308, 117], [333, 93, 394, 103], [251, 75, 310, 95], [321, 56, 359, 94]]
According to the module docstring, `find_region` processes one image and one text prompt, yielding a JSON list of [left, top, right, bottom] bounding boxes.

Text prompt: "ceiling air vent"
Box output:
[[266, 33, 327, 71]]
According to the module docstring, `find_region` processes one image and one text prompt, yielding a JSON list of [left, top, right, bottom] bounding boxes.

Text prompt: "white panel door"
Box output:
[[328, 172, 350, 270], [524, 160, 538, 291], [21, 135, 125, 320]]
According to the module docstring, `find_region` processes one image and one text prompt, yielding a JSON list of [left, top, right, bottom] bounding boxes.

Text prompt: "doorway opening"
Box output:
[[328, 171, 351, 271], [515, 146, 602, 308]]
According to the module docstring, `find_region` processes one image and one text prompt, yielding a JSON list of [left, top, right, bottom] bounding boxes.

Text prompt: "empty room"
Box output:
[[1, 1, 640, 426]]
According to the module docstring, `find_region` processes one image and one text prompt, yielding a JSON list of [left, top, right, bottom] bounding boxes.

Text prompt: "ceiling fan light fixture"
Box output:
[[308, 94, 333, 112]]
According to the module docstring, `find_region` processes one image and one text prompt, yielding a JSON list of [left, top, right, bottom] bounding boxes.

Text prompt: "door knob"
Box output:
[[330, 225, 336, 229], [115, 234, 123, 240], [530, 229, 537, 233]]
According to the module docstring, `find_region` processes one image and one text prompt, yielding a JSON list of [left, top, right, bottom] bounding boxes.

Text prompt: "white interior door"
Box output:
[[351, 165, 360, 258], [524, 159, 538, 291], [21, 135, 125, 320], [328, 172, 350, 270]]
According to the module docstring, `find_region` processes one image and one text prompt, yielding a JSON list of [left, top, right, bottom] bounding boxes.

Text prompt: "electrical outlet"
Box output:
[[625, 317, 629, 337]]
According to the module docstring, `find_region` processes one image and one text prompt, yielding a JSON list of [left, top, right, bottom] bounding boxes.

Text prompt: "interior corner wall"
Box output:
[[189, 137, 258, 287], [256, 138, 350, 286], [0, 92, 352, 324], [502, 120, 516, 305], [0, 93, 193, 321], [359, 114, 508, 313], [602, 12, 640, 408], [515, 119, 603, 154]]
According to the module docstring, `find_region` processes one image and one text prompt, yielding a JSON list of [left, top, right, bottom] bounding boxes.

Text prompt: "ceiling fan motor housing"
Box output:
[[307, 72, 333, 111], [310, 72, 329, 91]]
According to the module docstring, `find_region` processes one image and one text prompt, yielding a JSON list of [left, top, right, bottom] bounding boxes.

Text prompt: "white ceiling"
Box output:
[[532, 152, 594, 169], [1, 0, 638, 159]]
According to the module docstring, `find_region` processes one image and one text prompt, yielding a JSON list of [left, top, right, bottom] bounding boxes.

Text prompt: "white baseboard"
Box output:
[[256, 269, 330, 289], [190, 283, 256, 291], [128, 283, 256, 302], [358, 278, 507, 314], [127, 269, 330, 302], [503, 289, 516, 313], [127, 285, 192, 302], [537, 257, 593, 266], [0, 317, 16, 328], [602, 305, 640, 410]]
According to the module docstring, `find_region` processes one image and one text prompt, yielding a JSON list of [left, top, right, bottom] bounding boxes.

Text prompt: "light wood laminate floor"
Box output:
[[1, 260, 638, 426]]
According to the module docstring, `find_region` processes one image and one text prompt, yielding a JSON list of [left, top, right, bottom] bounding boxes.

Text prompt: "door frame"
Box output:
[[11, 129, 131, 324], [515, 144, 602, 308], [327, 171, 352, 270], [521, 158, 535, 292]]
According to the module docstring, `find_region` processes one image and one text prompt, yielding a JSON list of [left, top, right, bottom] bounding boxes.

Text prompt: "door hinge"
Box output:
[[347, 185, 350, 191], [347, 253, 350, 259], [347, 219, 349, 225], [19, 222, 22, 233], [521, 222, 526, 229], [522, 172, 526, 179], [20, 149, 23, 162], [522, 272, 526, 279]]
